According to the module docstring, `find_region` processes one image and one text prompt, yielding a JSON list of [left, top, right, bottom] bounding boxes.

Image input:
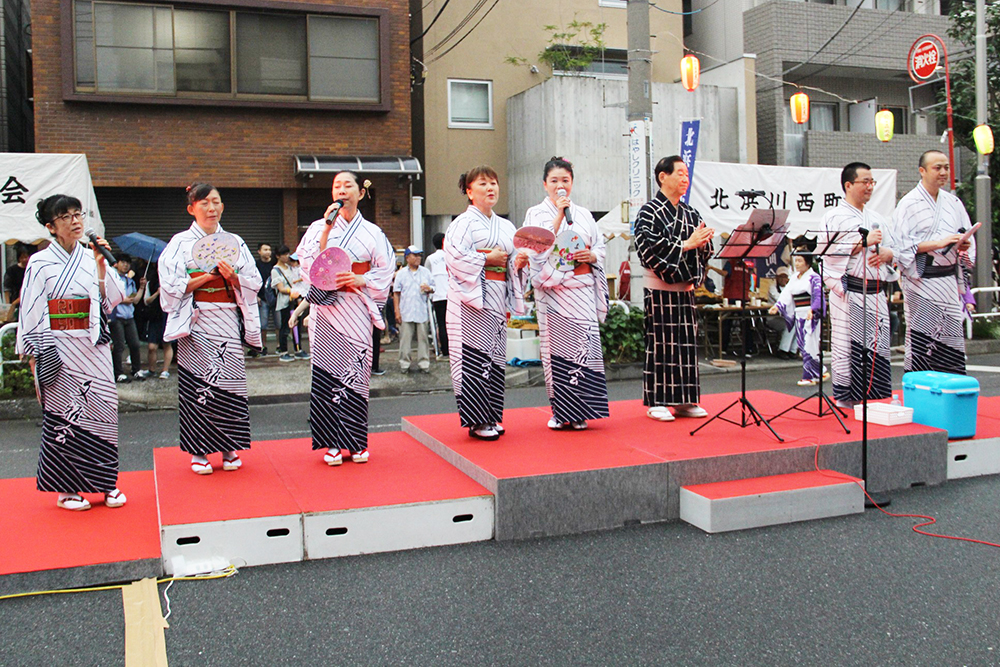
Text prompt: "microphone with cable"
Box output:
[[735, 189, 766, 198], [556, 188, 573, 225], [324, 200, 347, 225], [84, 228, 117, 266], [943, 226, 966, 255], [870, 220, 880, 255]]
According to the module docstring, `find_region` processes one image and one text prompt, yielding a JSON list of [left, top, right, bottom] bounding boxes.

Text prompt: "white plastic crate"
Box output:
[[853, 402, 913, 426]]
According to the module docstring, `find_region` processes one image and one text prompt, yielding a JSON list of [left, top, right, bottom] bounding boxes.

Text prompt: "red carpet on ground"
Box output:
[[0, 470, 160, 576]]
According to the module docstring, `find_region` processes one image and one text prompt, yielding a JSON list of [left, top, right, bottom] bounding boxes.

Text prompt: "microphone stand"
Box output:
[[859, 234, 891, 508]]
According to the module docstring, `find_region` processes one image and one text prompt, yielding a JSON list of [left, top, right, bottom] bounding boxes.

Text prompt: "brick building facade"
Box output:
[[32, 0, 414, 250]]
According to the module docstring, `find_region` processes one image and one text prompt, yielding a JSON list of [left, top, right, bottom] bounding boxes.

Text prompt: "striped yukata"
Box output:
[[445, 206, 526, 428], [634, 191, 712, 407], [774, 267, 825, 382], [16, 241, 127, 493], [523, 198, 610, 424], [822, 203, 895, 403], [892, 183, 975, 375], [159, 223, 261, 456], [296, 212, 394, 454]]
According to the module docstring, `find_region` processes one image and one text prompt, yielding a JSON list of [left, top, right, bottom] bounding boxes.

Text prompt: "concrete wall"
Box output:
[[506, 76, 743, 225], [699, 56, 758, 164], [804, 131, 936, 198], [418, 0, 684, 218]]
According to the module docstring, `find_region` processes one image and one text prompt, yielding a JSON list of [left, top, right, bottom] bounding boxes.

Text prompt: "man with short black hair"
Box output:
[[425, 232, 449, 356], [394, 245, 433, 373], [110, 254, 146, 382], [254, 242, 276, 356], [822, 161, 896, 407], [3, 242, 32, 317], [635, 155, 715, 422], [892, 150, 975, 374]]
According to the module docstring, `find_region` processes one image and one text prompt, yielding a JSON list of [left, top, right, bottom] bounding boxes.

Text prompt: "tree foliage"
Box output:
[[945, 1, 1000, 241], [505, 19, 608, 74]]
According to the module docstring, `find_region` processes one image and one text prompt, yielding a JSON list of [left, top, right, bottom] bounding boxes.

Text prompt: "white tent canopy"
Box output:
[[0, 154, 104, 245]]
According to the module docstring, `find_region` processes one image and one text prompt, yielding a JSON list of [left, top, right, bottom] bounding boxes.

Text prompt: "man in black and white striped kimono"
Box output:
[[635, 155, 715, 422], [891, 150, 975, 375], [822, 162, 897, 408]]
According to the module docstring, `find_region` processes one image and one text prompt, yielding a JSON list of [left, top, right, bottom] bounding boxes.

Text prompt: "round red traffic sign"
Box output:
[[910, 39, 940, 80]]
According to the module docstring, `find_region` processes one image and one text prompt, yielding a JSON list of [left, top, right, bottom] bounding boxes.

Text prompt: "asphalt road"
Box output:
[[2, 356, 1000, 665]]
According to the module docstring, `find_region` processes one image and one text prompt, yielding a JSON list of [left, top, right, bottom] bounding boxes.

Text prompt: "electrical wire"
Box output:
[[0, 565, 239, 602], [411, 0, 452, 46], [782, 1, 864, 77], [425, 0, 491, 57], [427, 0, 503, 65], [649, 0, 724, 16]]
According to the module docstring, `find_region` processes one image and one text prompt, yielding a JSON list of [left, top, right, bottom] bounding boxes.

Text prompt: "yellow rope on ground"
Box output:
[[0, 565, 238, 601]]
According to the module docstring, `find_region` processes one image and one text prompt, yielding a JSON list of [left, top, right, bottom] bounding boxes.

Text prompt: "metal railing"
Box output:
[[966, 287, 1000, 339]]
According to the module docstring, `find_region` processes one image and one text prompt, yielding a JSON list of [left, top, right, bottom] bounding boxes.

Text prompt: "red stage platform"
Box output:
[[0, 471, 161, 595], [403, 390, 950, 540]]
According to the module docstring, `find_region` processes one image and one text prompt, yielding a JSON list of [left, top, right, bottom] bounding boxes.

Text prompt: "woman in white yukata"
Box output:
[[769, 253, 828, 386], [522, 157, 610, 431], [159, 184, 261, 475], [17, 195, 128, 510], [445, 166, 528, 441], [296, 172, 394, 465]]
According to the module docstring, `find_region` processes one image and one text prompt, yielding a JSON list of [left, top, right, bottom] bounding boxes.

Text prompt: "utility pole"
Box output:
[[627, 0, 653, 224], [974, 0, 993, 310]]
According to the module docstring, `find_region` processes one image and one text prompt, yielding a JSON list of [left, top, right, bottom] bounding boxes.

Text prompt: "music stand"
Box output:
[[772, 228, 851, 434], [692, 208, 789, 442]]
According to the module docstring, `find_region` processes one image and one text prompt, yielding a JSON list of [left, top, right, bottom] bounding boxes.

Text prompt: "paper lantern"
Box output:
[[973, 124, 994, 155], [875, 109, 894, 142], [789, 92, 809, 125], [680, 55, 700, 92]]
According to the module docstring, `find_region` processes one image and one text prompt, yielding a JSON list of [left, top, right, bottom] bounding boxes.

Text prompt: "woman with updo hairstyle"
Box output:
[[295, 170, 394, 465], [769, 248, 828, 387], [522, 156, 610, 431], [444, 166, 529, 441], [16, 194, 129, 510], [158, 183, 262, 475]]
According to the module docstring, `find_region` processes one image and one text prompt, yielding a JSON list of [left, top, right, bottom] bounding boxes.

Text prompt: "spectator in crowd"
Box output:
[[270, 245, 298, 362], [142, 262, 174, 378], [766, 266, 799, 358], [3, 242, 32, 317], [288, 253, 308, 358], [425, 232, 449, 356], [253, 242, 276, 356], [393, 245, 434, 374], [110, 253, 146, 382]]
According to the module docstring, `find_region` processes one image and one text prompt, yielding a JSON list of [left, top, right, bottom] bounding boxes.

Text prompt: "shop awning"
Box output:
[[294, 155, 422, 176]]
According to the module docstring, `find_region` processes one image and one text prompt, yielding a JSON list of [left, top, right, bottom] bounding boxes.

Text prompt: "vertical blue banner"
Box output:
[[679, 119, 700, 204]]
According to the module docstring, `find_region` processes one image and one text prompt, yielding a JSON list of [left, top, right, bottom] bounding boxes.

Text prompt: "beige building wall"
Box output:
[[419, 0, 684, 218]]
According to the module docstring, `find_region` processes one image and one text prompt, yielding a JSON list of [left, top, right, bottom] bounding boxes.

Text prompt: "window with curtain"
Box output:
[[309, 15, 380, 103], [236, 13, 306, 96], [448, 80, 492, 128], [174, 9, 230, 93], [93, 2, 174, 93]]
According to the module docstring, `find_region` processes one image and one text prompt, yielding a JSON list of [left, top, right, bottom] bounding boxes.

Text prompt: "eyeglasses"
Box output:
[[53, 210, 87, 223], [851, 180, 877, 187]]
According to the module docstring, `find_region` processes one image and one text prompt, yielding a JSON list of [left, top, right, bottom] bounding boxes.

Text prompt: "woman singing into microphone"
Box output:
[[522, 157, 609, 431], [445, 166, 528, 441], [17, 195, 128, 510], [158, 184, 261, 475], [295, 172, 394, 465]]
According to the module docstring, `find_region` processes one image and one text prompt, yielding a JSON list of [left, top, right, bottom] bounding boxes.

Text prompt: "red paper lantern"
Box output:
[[789, 92, 810, 125], [680, 55, 700, 92]]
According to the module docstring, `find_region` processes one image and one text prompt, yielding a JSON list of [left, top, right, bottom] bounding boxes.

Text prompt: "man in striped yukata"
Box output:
[[635, 155, 715, 423], [891, 150, 975, 375], [822, 162, 897, 408]]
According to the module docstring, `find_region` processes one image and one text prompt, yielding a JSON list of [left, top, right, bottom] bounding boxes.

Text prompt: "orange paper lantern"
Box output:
[[789, 92, 810, 125], [875, 109, 894, 142], [680, 55, 700, 92]]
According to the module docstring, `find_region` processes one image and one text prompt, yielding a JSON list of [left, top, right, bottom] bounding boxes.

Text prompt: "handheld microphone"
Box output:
[[84, 228, 117, 266], [325, 200, 347, 225], [556, 188, 573, 225], [870, 220, 880, 254], [944, 226, 965, 254]]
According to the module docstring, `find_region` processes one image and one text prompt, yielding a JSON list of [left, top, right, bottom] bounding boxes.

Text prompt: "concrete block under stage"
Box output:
[[155, 448, 304, 576], [946, 396, 1000, 480], [0, 471, 161, 596], [403, 391, 949, 541], [260, 434, 495, 560], [679, 470, 865, 533]]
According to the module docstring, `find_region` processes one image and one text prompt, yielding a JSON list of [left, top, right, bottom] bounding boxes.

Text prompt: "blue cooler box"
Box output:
[[902, 371, 979, 439]]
